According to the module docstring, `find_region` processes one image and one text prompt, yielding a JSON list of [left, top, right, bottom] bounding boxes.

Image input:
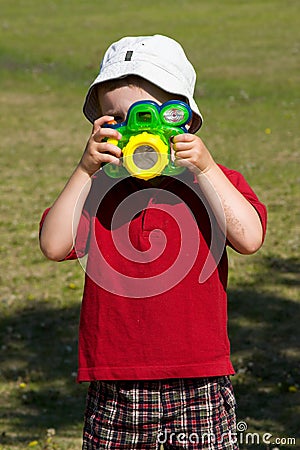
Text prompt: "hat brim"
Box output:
[[83, 67, 203, 133]]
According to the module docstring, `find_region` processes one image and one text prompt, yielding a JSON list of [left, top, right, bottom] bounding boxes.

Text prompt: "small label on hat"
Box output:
[[125, 51, 133, 61]]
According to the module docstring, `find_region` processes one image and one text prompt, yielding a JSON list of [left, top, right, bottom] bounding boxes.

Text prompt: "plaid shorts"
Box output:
[[82, 376, 238, 450]]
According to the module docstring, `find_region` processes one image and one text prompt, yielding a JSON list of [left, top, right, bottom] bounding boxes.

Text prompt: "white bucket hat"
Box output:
[[83, 35, 203, 133]]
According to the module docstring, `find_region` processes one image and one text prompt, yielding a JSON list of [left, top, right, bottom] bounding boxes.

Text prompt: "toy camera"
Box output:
[[103, 100, 192, 180]]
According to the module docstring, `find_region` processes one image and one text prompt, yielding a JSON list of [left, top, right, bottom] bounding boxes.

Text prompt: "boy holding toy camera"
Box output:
[[40, 35, 267, 449]]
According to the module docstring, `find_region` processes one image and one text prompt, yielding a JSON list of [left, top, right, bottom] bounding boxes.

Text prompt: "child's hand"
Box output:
[[172, 134, 215, 174], [79, 116, 122, 176]]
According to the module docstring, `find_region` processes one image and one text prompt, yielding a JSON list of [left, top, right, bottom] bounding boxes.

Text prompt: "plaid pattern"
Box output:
[[82, 376, 238, 450]]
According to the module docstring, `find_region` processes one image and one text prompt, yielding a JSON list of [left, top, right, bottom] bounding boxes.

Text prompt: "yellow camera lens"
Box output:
[[122, 132, 168, 180]]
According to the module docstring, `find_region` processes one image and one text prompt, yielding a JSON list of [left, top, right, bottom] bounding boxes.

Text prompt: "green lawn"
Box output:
[[0, 0, 299, 449]]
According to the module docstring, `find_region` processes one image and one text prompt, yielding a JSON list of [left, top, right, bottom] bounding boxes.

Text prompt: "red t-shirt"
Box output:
[[40, 166, 267, 382]]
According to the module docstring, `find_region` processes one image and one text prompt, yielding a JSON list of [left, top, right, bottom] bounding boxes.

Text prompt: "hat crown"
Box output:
[[100, 35, 196, 95]]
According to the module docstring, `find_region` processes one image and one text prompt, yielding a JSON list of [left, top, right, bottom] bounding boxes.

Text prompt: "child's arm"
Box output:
[[173, 133, 264, 254], [39, 116, 122, 261]]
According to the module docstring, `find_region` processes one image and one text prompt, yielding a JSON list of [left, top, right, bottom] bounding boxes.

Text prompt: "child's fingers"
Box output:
[[93, 126, 122, 143], [98, 142, 122, 159], [172, 133, 195, 143], [174, 149, 194, 159], [92, 115, 115, 133], [86, 143, 121, 169], [172, 133, 194, 151], [98, 152, 121, 166], [174, 153, 201, 174], [173, 141, 192, 152]]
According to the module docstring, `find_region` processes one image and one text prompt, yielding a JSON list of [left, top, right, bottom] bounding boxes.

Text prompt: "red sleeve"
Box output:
[[218, 165, 267, 242], [39, 207, 91, 261]]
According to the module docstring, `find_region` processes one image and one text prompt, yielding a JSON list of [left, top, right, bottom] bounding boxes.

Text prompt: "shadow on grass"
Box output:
[[0, 255, 299, 448], [0, 299, 86, 446], [228, 255, 300, 447]]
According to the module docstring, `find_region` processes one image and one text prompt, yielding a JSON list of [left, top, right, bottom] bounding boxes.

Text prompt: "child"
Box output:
[[40, 35, 267, 450]]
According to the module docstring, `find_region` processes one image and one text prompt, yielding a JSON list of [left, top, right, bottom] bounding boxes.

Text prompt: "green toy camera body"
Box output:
[[103, 100, 192, 180]]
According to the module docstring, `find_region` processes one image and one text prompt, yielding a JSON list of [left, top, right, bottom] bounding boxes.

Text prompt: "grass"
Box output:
[[0, 0, 299, 448]]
